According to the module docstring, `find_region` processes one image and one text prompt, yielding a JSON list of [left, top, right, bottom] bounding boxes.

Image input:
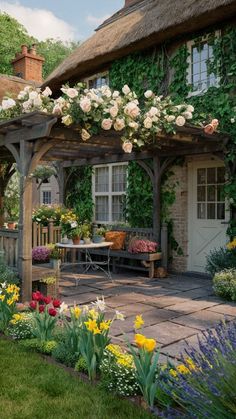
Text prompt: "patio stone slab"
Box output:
[[115, 303, 156, 317], [60, 285, 98, 296], [160, 334, 200, 359], [207, 303, 236, 316], [126, 321, 196, 346], [165, 299, 220, 314], [63, 292, 101, 305], [142, 295, 190, 308], [105, 293, 153, 307], [178, 287, 214, 299], [171, 310, 233, 331]]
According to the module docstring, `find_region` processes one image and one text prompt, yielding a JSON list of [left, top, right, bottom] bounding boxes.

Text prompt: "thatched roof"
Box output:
[[43, 0, 236, 92], [0, 75, 38, 101]]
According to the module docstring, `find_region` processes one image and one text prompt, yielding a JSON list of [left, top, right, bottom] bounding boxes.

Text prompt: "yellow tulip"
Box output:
[[143, 338, 156, 352], [134, 333, 146, 348]]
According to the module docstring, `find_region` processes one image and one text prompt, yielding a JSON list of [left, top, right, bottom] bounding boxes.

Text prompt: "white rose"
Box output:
[[114, 118, 125, 131], [67, 88, 78, 99], [112, 91, 120, 99], [144, 117, 153, 129], [175, 115, 186, 126], [147, 106, 159, 117], [53, 104, 62, 115], [124, 102, 140, 118], [109, 106, 118, 118], [22, 100, 31, 110], [129, 121, 139, 130], [62, 114, 73, 126], [183, 111, 192, 120], [42, 86, 52, 97], [23, 86, 32, 92], [29, 91, 38, 100], [33, 97, 42, 107], [1, 98, 16, 110], [230, 118, 235, 123], [122, 84, 131, 95], [101, 118, 113, 130], [165, 115, 175, 123], [80, 97, 92, 113], [144, 90, 153, 99], [187, 105, 194, 113], [17, 90, 27, 100], [101, 86, 112, 98], [81, 129, 91, 141], [57, 97, 66, 106]]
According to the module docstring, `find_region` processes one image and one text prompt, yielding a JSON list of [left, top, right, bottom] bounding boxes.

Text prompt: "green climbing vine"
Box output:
[[65, 166, 94, 223], [109, 25, 236, 239]]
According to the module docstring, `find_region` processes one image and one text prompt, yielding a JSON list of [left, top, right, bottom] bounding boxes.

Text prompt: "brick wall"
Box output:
[[168, 161, 188, 272]]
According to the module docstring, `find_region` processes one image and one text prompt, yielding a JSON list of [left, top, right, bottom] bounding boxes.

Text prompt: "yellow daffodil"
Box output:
[[100, 321, 111, 331], [134, 314, 144, 329], [134, 333, 146, 348], [0, 294, 5, 301], [72, 306, 82, 319], [89, 309, 99, 320], [93, 327, 101, 335], [227, 238, 236, 250], [176, 364, 190, 374], [143, 338, 156, 352], [84, 319, 97, 332]]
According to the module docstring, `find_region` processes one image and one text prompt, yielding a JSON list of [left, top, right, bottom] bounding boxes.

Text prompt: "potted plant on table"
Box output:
[[47, 244, 62, 270], [93, 226, 106, 243], [81, 223, 92, 244], [68, 226, 82, 245]]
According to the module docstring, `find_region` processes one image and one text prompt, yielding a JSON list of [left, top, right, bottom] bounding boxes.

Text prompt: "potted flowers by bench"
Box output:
[[93, 226, 106, 243]]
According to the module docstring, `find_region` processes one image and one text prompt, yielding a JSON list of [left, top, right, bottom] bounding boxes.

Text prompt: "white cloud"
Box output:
[[0, 1, 78, 41], [86, 14, 110, 27]]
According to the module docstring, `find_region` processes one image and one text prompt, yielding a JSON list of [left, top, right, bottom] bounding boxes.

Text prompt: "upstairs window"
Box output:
[[86, 72, 109, 89], [187, 34, 219, 95], [41, 190, 52, 205]]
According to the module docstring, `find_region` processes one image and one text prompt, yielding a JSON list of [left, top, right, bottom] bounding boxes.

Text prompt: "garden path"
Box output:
[[59, 270, 236, 363]]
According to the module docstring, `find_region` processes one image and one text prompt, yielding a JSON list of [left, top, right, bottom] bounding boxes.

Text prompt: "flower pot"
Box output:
[[72, 236, 80, 245], [92, 235, 104, 243], [84, 237, 91, 244], [7, 222, 15, 230], [50, 259, 61, 270]]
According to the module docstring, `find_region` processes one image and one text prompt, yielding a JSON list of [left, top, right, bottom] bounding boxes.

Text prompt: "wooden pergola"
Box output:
[[0, 111, 228, 301]]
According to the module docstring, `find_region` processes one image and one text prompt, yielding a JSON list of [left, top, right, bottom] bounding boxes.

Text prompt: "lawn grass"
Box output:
[[0, 339, 151, 419]]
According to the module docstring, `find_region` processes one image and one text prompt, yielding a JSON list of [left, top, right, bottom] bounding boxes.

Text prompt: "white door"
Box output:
[[188, 161, 229, 272]]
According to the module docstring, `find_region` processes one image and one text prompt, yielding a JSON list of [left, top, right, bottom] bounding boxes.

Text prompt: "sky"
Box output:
[[0, 0, 124, 42]]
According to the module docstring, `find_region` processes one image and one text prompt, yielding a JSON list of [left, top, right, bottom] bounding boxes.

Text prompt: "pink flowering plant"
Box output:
[[128, 239, 158, 253], [32, 246, 51, 263]]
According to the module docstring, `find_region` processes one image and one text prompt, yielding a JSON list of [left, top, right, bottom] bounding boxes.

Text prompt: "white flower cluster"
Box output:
[[0, 83, 195, 150]]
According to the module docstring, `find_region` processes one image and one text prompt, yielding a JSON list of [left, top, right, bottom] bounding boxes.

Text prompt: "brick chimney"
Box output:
[[125, 0, 141, 7], [12, 44, 44, 83]]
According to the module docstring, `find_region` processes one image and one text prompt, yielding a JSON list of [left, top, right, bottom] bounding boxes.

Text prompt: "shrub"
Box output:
[[205, 246, 236, 276], [32, 246, 51, 263], [7, 312, 34, 340], [52, 342, 79, 367], [162, 321, 236, 418], [100, 344, 139, 397], [75, 356, 88, 373], [0, 262, 19, 284], [19, 338, 57, 354], [213, 269, 236, 301]]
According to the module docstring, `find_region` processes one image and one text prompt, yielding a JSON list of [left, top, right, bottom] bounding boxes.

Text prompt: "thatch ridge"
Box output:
[[43, 0, 236, 91]]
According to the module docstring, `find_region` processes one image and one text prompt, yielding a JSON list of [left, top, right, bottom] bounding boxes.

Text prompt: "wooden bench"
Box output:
[[85, 227, 163, 279]]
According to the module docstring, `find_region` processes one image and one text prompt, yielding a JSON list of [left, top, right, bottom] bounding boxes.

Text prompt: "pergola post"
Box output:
[[153, 156, 161, 242], [0, 164, 15, 227], [55, 162, 65, 204]]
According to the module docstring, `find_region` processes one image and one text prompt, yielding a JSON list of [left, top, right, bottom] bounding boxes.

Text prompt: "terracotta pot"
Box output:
[[7, 222, 15, 229], [72, 236, 80, 245]]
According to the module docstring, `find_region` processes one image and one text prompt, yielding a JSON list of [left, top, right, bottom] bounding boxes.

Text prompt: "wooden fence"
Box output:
[[0, 222, 62, 268]]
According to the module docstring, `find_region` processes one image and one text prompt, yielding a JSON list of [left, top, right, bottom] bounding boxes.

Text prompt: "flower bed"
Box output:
[[1, 278, 236, 417]]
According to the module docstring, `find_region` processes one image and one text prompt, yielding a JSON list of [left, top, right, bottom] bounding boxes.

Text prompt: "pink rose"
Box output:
[[124, 102, 140, 118], [101, 118, 113, 130], [80, 97, 92, 113], [204, 124, 214, 134]]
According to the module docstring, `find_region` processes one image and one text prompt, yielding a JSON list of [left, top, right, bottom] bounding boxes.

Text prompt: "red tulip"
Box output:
[[48, 308, 57, 317], [53, 299, 61, 308], [32, 291, 44, 302], [39, 304, 45, 313], [29, 300, 37, 310], [43, 296, 52, 305]]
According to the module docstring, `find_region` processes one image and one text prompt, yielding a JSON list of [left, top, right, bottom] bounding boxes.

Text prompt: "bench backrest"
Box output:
[[111, 226, 155, 250]]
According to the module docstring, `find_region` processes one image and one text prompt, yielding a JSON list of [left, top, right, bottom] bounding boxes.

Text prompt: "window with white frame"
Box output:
[[92, 164, 127, 223], [85, 72, 109, 89], [187, 34, 219, 95], [41, 190, 52, 205]]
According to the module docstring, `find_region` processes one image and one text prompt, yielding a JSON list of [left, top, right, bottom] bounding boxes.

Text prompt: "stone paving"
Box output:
[[59, 270, 236, 363]]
